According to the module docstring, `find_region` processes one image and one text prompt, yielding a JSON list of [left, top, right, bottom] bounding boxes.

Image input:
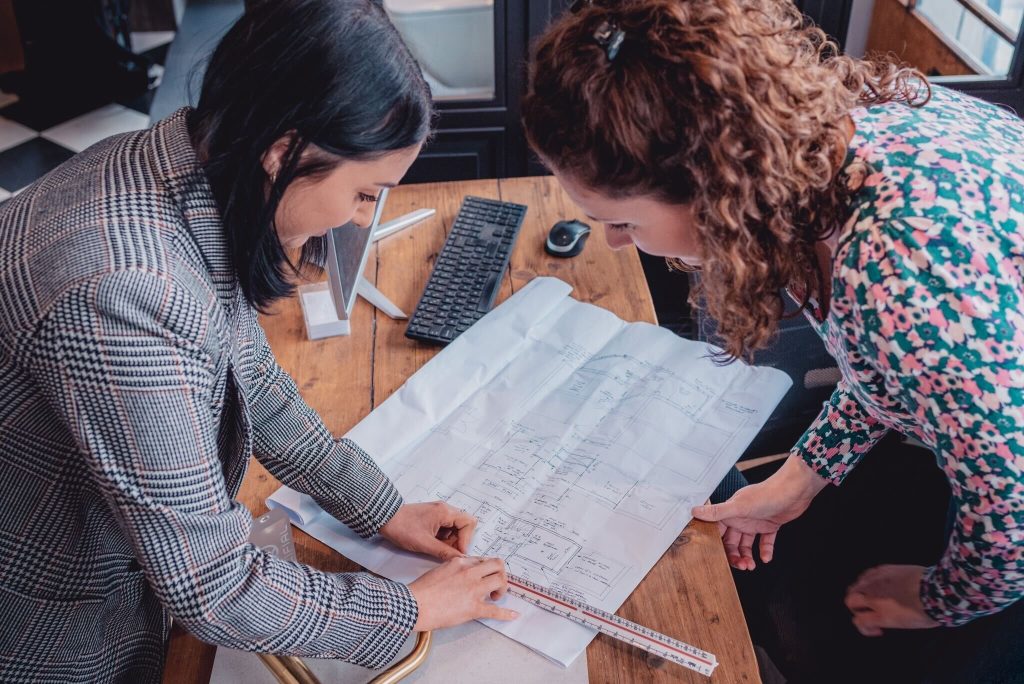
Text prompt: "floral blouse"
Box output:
[[793, 85, 1024, 626]]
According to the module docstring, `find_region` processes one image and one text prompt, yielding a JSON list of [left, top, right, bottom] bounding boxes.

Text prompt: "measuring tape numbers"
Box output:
[[506, 574, 719, 677]]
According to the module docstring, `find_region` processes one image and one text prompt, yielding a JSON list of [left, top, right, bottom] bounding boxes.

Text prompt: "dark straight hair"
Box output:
[[190, 0, 433, 311]]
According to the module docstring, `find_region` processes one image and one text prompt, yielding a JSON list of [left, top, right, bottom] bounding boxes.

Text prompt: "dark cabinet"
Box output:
[[403, 0, 566, 182], [794, 0, 854, 42], [153, 0, 565, 181], [404, 128, 506, 184]]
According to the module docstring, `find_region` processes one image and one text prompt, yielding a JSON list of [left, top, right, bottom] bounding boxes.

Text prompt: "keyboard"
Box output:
[[405, 196, 528, 345]]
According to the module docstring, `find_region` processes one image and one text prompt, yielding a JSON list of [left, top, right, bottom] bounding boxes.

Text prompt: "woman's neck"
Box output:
[[787, 241, 834, 322], [813, 238, 835, 310]]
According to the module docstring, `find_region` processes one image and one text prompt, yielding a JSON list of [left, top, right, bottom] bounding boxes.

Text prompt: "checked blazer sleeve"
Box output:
[[242, 318, 403, 538], [28, 270, 417, 667]]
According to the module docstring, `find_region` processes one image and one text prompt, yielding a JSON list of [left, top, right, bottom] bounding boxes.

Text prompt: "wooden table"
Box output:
[[162, 177, 760, 684]]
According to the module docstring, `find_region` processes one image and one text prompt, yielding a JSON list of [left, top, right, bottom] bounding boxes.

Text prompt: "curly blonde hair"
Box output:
[[522, 0, 929, 358]]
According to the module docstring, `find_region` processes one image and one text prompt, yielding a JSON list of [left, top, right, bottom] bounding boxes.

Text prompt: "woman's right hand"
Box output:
[[408, 556, 519, 631], [691, 454, 829, 571]]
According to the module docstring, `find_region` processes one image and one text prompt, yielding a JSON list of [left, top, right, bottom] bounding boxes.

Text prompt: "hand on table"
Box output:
[[845, 564, 939, 636], [691, 455, 828, 570], [378, 501, 477, 561], [409, 556, 519, 631]]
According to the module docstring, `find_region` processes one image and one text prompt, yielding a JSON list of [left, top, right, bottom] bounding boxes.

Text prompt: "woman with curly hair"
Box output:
[[523, 0, 1023, 680]]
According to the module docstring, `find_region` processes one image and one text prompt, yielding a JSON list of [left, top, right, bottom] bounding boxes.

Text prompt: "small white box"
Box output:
[[298, 282, 350, 339]]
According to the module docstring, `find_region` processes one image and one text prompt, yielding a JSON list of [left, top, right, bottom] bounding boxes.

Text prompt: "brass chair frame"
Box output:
[[256, 631, 432, 684]]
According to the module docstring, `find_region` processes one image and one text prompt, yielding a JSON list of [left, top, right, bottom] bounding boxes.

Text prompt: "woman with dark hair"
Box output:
[[523, 0, 1023, 681], [0, 1, 515, 681]]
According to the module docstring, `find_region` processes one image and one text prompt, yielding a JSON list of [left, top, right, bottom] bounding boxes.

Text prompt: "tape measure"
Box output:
[[507, 574, 718, 677]]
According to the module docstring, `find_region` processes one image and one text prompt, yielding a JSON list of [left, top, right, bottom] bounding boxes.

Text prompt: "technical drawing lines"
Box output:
[[436, 487, 632, 602]]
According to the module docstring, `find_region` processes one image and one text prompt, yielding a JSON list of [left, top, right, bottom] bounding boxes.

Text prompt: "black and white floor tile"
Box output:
[[0, 31, 173, 204]]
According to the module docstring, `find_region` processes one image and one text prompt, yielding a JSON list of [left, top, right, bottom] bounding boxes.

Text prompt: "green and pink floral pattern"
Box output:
[[793, 85, 1024, 626]]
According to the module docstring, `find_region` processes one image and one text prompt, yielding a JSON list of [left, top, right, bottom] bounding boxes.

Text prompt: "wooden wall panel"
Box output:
[[865, 0, 977, 76]]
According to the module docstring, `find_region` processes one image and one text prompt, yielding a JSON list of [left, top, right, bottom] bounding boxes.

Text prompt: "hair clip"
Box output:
[[568, 0, 625, 62], [593, 20, 625, 61]]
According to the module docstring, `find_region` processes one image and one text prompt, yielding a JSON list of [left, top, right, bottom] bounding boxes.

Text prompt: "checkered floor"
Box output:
[[0, 32, 173, 204]]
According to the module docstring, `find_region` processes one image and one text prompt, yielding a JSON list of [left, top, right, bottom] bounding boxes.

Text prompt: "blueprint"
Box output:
[[268, 277, 791, 667]]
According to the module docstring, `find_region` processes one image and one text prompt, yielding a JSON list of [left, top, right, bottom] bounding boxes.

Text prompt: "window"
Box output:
[[914, 0, 1021, 75]]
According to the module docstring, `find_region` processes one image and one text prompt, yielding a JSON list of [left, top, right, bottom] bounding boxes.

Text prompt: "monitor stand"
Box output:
[[298, 277, 407, 340], [298, 206, 434, 340]]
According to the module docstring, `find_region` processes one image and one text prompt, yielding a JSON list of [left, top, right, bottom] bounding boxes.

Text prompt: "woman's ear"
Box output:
[[261, 132, 297, 181]]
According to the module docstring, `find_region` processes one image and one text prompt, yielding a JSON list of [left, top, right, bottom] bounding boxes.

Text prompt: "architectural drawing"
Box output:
[[271, 277, 792, 666], [382, 284, 790, 614]]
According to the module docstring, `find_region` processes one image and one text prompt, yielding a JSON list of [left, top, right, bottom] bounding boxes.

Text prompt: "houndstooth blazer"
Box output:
[[0, 108, 417, 683]]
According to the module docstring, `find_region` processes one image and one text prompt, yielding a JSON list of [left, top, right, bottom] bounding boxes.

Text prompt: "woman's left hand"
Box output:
[[378, 502, 477, 561], [844, 564, 940, 636]]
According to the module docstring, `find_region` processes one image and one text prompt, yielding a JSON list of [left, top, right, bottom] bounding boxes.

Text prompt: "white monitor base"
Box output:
[[298, 282, 350, 339], [298, 277, 407, 340]]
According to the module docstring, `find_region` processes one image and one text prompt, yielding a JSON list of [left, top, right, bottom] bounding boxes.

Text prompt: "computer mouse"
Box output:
[[545, 219, 591, 258]]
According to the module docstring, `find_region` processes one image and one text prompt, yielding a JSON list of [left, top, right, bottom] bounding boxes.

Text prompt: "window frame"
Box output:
[[800, 0, 1024, 113]]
